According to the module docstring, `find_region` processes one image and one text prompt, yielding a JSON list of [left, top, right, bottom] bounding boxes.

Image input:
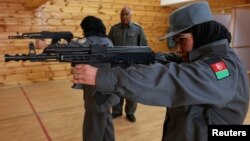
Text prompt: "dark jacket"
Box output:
[[73, 36, 119, 112]]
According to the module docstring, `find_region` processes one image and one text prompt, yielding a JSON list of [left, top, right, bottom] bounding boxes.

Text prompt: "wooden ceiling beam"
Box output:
[[24, 0, 49, 9]]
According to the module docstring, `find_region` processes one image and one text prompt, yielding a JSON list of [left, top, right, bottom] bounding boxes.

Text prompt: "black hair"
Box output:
[[182, 20, 231, 50], [80, 16, 107, 37]]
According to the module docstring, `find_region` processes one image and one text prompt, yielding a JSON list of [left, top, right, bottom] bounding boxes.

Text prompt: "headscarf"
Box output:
[[183, 20, 231, 50], [80, 16, 107, 37]]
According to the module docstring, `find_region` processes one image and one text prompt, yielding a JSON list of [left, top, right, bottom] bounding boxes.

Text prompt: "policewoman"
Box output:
[[36, 16, 119, 141], [73, 16, 120, 141], [72, 2, 249, 141]]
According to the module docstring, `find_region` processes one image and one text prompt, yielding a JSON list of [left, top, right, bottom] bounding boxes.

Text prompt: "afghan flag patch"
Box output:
[[205, 57, 230, 80]]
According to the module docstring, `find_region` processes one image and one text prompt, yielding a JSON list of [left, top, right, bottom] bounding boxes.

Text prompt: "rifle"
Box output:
[[4, 42, 155, 67], [4, 42, 155, 106], [5, 42, 155, 91], [8, 31, 74, 44], [4, 42, 181, 105]]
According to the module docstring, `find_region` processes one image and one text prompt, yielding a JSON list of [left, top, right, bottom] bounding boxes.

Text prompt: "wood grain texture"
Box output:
[[0, 0, 249, 87]]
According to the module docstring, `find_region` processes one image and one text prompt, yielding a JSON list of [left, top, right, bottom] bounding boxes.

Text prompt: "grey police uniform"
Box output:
[[76, 36, 119, 141], [108, 22, 148, 116], [95, 39, 249, 141], [109, 22, 148, 46]]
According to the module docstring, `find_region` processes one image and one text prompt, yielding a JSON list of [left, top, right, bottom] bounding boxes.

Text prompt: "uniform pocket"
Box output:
[[127, 31, 137, 45], [128, 31, 136, 37]]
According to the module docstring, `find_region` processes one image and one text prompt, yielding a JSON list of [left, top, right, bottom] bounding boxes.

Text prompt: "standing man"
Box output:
[[108, 6, 148, 122]]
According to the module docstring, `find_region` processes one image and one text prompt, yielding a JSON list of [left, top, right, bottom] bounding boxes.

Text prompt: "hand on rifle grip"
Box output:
[[35, 39, 48, 49], [72, 64, 98, 86]]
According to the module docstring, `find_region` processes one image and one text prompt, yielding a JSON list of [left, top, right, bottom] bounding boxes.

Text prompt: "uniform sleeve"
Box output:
[[96, 61, 238, 108], [138, 26, 148, 46], [108, 26, 114, 42]]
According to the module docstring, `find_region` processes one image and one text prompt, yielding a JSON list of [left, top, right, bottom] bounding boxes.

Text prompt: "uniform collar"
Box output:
[[120, 22, 132, 28], [189, 39, 229, 61]]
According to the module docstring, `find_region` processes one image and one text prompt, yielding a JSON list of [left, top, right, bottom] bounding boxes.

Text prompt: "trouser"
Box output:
[[112, 96, 137, 115], [83, 110, 115, 141]]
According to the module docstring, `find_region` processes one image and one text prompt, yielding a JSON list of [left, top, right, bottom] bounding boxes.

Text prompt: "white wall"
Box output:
[[230, 8, 250, 71], [160, 0, 195, 6], [213, 14, 231, 30], [231, 8, 250, 47]]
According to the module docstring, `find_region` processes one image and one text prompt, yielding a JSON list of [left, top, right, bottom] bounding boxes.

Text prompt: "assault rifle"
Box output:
[[8, 31, 74, 44], [4, 42, 181, 104], [4, 42, 157, 105], [4, 42, 155, 67]]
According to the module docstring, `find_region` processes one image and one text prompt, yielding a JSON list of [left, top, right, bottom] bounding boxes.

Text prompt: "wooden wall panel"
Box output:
[[0, 0, 249, 87]]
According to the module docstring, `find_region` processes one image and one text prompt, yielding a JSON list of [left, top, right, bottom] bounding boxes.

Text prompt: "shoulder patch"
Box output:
[[204, 56, 230, 80]]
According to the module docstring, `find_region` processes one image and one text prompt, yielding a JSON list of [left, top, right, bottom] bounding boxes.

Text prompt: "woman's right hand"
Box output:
[[72, 64, 98, 85], [35, 39, 48, 49]]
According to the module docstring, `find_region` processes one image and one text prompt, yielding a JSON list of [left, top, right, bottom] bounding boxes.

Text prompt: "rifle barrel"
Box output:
[[4, 54, 58, 62]]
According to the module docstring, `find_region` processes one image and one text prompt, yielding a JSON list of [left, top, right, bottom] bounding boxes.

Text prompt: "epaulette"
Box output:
[[133, 22, 141, 26]]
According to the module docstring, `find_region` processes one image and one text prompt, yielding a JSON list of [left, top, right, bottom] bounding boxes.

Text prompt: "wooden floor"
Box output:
[[0, 80, 249, 141]]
